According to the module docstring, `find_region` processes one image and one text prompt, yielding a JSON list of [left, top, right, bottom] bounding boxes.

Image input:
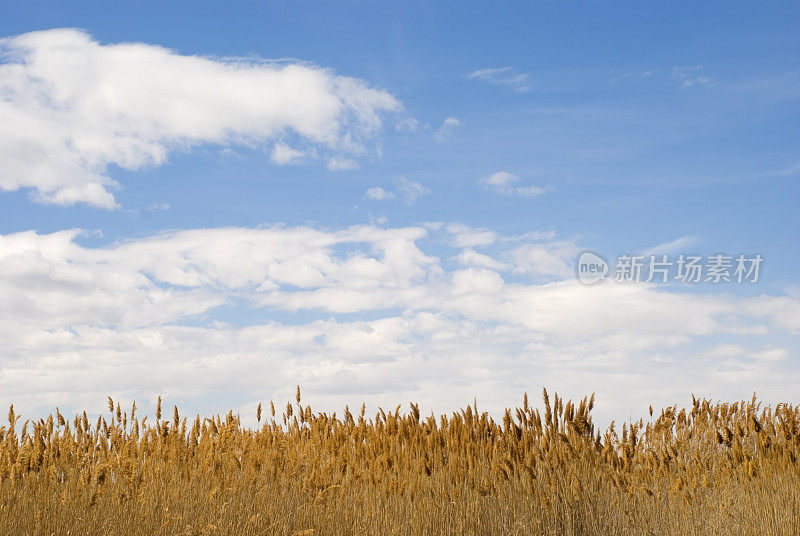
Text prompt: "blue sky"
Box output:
[[0, 2, 798, 421]]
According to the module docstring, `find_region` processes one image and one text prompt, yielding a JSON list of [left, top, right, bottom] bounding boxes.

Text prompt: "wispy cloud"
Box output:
[[761, 161, 800, 179], [327, 157, 360, 171], [395, 117, 421, 132], [610, 69, 657, 82], [672, 65, 715, 89], [467, 67, 532, 93], [434, 116, 462, 141], [394, 178, 431, 205], [365, 187, 395, 201], [364, 179, 430, 205], [641, 235, 699, 256], [446, 223, 497, 248], [610, 66, 715, 89], [479, 171, 551, 197], [146, 202, 171, 213], [271, 143, 307, 165]]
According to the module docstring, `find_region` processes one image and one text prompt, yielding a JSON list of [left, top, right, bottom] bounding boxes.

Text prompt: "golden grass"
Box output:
[[1, 389, 798, 535]]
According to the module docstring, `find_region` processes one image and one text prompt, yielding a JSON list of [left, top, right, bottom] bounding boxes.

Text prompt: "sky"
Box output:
[[1, 1, 798, 424]]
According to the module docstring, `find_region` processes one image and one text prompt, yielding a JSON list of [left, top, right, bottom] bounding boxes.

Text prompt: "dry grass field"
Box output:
[[1, 388, 798, 536]]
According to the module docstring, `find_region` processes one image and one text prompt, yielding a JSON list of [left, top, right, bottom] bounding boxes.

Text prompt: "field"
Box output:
[[1, 389, 798, 536]]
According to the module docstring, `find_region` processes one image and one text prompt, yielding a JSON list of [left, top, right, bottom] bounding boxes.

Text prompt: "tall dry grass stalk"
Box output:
[[0, 389, 798, 535]]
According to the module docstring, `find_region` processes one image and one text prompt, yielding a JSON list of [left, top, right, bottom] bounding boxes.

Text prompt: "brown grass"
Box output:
[[1, 389, 798, 535]]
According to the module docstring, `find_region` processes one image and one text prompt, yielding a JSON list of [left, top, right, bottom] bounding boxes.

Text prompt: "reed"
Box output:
[[1, 389, 797, 535]]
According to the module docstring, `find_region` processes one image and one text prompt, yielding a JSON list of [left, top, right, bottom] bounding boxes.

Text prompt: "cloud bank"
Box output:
[[0, 29, 401, 208], [1, 224, 797, 423]]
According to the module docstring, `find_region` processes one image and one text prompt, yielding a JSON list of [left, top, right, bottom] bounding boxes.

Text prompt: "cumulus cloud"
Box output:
[[0, 29, 401, 207], [1, 224, 798, 423], [467, 67, 531, 93], [479, 171, 551, 197]]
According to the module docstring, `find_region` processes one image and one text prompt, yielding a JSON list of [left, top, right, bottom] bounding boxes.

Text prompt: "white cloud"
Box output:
[[434, 116, 462, 141], [395, 117, 421, 132], [446, 224, 496, 248], [749, 347, 789, 362], [0, 29, 400, 207], [701, 344, 746, 358], [513, 185, 551, 197], [641, 235, 699, 256], [480, 171, 518, 188], [271, 143, 306, 165], [611, 69, 656, 82], [457, 249, 510, 271], [394, 178, 430, 205], [326, 157, 360, 171], [611, 66, 715, 90], [769, 161, 800, 178], [365, 187, 395, 201], [672, 65, 715, 89], [364, 180, 429, 204], [146, 202, 171, 213], [479, 171, 551, 197], [467, 67, 531, 93], [507, 241, 579, 279], [1, 224, 798, 425]]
